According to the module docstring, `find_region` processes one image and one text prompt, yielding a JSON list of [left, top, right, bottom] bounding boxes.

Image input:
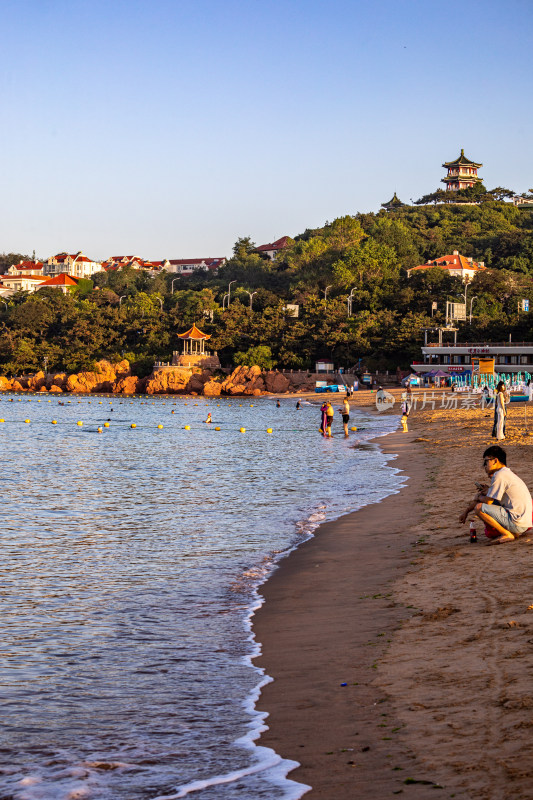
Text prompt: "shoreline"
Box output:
[[254, 400, 533, 799], [253, 422, 435, 798]]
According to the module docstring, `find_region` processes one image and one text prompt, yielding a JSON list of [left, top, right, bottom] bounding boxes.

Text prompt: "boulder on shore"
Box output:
[[145, 368, 191, 395]]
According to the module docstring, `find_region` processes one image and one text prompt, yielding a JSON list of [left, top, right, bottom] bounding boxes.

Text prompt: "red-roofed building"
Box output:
[[8, 260, 44, 276], [0, 274, 47, 294], [44, 252, 102, 279], [407, 251, 486, 282], [166, 258, 226, 276], [37, 273, 80, 294], [255, 236, 290, 261]]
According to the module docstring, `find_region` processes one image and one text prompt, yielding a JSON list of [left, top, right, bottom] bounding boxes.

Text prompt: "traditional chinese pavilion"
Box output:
[[442, 149, 483, 191], [172, 323, 220, 370], [381, 192, 406, 211]]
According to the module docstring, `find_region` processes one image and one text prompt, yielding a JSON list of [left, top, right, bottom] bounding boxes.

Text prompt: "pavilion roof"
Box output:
[[442, 149, 482, 168], [178, 323, 211, 340], [381, 192, 405, 209]]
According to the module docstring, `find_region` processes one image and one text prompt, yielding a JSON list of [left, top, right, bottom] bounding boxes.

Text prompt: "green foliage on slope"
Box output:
[[1, 201, 533, 376]]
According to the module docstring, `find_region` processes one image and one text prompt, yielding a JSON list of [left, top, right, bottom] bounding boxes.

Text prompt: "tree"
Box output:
[[234, 345, 274, 369], [232, 237, 256, 259]]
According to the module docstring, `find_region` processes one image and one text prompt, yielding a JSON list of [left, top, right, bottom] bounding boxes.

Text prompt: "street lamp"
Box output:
[[324, 285, 332, 301], [245, 290, 258, 310], [227, 280, 236, 305], [222, 293, 229, 310], [469, 295, 477, 324], [1, 301, 7, 312], [171, 277, 180, 294], [155, 297, 163, 311], [347, 286, 357, 316], [119, 295, 127, 307]]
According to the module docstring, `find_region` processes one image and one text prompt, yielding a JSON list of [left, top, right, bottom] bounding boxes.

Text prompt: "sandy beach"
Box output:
[[254, 391, 533, 799]]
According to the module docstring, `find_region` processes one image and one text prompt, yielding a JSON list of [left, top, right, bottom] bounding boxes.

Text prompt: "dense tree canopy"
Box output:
[[1, 200, 533, 376]]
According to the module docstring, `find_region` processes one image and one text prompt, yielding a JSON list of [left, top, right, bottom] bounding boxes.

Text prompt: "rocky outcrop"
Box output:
[[46, 372, 67, 390], [263, 371, 291, 393], [65, 359, 131, 394], [0, 361, 313, 397], [113, 375, 143, 395], [145, 368, 191, 395], [203, 379, 222, 397]]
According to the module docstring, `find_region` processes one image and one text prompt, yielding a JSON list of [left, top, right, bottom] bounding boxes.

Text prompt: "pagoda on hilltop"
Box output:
[[381, 192, 406, 211], [442, 149, 483, 191]]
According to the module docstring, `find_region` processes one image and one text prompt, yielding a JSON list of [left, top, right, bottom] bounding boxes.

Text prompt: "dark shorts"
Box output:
[[342, 414, 350, 423]]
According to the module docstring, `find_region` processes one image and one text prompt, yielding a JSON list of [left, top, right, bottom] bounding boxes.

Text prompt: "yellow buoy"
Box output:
[[52, 420, 57, 424], [67, 400, 71, 404], [97, 427, 103, 433], [184, 425, 191, 430], [131, 423, 137, 428], [250, 404, 254, 407], [99, 401, 102, 405], [157, 424, 163, 429], [28, 399, 32, 402], [77, 421, 83, 426], [267, 428, 273, 433], [239, 427, 246, 433], [0, 419, 4, 423], [24, 419, 30, 423], [215, 426, 221, 431], [104, 422, 110, 428], [350, 426, 357, 431]]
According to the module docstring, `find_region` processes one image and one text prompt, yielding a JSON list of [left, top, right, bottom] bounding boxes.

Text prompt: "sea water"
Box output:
[[0, 394, 403, 800]]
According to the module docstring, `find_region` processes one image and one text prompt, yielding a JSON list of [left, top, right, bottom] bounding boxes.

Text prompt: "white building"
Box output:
[[165, 258, 226, 275], [0, 274, 46, 294], [407, 251, 486, 283], [44, 252, 102, 279]]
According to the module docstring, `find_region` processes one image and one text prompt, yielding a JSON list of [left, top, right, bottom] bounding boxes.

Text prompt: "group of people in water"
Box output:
[[319, 396, 350, 437]]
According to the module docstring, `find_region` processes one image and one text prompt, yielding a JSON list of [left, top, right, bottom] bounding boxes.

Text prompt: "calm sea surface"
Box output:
[[0, 393, 402, 800]]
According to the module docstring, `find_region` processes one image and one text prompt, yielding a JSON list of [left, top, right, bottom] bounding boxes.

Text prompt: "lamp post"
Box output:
[[324, 285, 332, 301], [227, 280, 236, 305], [1, 301, 7, 312], [469, 295, 477, 324], [222, 293, 229, 310], [347, 286, 357, 316], [119, 295, 127, 307], [155, 297, 163, 312], [245, 290, 258, 310], [171, 277, 180, 294]]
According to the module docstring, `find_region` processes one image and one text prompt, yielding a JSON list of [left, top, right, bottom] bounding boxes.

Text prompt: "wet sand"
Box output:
[[253, 394, 533, 799]]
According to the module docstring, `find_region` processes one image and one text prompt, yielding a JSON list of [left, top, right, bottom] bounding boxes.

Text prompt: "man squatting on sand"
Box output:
[[459, 445, 533, 544]]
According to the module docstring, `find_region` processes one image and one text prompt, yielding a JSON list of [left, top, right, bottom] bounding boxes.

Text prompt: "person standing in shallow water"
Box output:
[[320, 402, 328, 436], [325, 401, 334, 437], [339, 395, 350, 436], [492, 381, 508, 440]]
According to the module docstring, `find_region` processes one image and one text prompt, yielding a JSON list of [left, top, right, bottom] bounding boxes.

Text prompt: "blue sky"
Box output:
[[1, 0, 531, 260]]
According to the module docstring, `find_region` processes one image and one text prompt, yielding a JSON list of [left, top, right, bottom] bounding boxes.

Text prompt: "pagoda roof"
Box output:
[[442, 149, 482, 168], [178, 323, 211, 340], [381, 192, 406, 209]]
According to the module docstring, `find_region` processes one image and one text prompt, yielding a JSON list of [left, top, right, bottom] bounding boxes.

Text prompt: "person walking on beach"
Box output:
[[339, 396, 350, 436], [492, 381, 508, 440], [325, 400, 334, 437], [459, 445, 532, 544]]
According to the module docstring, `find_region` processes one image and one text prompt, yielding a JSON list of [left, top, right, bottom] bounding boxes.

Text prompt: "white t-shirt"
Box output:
[[487, 466, 532, 526]]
